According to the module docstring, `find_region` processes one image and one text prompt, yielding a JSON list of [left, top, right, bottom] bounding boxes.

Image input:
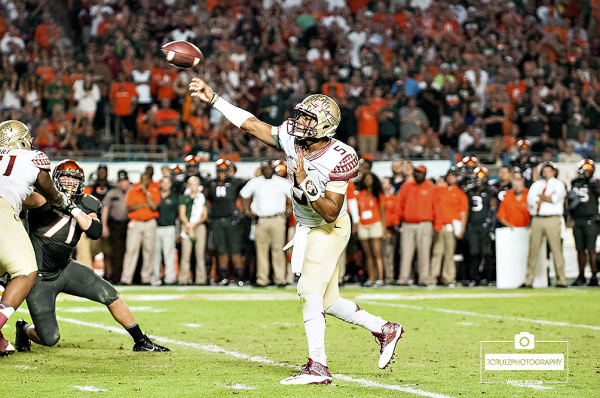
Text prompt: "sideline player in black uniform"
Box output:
[[206, 159, 246, 285], [510, 140, 539, 188], [569, 159, 600, 286], [464, 167, 497, 286], [14, 160, 169, 353]]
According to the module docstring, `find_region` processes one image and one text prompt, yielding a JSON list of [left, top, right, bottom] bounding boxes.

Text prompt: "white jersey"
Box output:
[[0, 148, 50, 213], [273, 120, 359, 227]]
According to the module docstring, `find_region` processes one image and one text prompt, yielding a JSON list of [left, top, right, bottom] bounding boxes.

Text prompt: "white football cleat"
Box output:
[[280, 358, 332, 385], [373, 321, 404, 369]]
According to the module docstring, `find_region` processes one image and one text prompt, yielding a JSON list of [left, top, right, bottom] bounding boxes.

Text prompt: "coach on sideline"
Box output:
[[521, 162, 567, 288], [240, 161, 291, 287]]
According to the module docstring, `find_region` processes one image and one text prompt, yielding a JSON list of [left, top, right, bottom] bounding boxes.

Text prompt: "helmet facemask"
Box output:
[[289, 108, 319, 139], [53, 160, 85, 200]]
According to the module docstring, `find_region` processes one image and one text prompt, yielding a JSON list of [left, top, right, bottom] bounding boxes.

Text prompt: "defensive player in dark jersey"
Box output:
[[568, 159, 600, 286], [510, 140, 539, 188], [456, 156, 479, 190], [464, 167, 497, 286], [14, 160, 169, 353], [205, 159, 246, 285]]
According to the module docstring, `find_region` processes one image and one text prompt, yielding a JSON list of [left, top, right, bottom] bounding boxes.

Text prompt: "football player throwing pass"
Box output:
[[189, 78, 403, 385]]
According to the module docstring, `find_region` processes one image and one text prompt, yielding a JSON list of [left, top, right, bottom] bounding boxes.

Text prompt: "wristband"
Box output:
[[209, 93, 219, 105], [70, 207, 83, 217], [299, 177, 321, 202], [213, 96, 255, 129]]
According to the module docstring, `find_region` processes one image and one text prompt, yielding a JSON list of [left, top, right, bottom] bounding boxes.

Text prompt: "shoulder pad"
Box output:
[[330, 153, 359, 181], [80, 194, 102, 214], [32, 151, 51, 171]]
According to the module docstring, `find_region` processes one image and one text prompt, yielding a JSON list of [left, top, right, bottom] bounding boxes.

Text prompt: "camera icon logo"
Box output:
[[514, 332, 535, 350]]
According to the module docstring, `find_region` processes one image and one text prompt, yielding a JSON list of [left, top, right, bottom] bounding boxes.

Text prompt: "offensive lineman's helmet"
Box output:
[[577, 159, 595, 179], [53, 159, 85, 199], [0, 120, 33, 150], [288, 94, 341, 139]]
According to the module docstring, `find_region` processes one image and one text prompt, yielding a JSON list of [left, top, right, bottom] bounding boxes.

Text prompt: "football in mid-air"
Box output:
[[161, 41, 203, 68]]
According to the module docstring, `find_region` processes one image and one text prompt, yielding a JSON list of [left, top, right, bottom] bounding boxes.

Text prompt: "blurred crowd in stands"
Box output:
[[0, 0, 599, 162]]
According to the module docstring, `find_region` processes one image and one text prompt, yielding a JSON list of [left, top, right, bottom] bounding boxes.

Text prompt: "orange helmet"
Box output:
[[517, 139, 532, 154], [170, 164, 183, 174], [216, 158, 231, 173], [184, 155, 200, 165], [473, 166, 489, 186], [473, 166, 489, 180], [578, 159, 595, 179], [53, 159, 85, 199], [462, 156, 479, 167], [272, 159, 287, 177], [185, 155, 201, 175]]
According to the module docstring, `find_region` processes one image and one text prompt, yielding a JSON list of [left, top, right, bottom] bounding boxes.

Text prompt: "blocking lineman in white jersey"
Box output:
[[189, 78, 403, 385], [0, 120, 74, 357]]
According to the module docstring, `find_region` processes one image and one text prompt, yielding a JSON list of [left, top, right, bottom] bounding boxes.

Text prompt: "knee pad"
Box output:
[[96, 283, 120, 306], [37, 326, 60, 347]]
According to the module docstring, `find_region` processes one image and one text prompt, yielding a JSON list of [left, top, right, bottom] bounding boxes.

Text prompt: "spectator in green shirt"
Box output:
[[43, 70, 70, 113], [152, 177, 180, 286]]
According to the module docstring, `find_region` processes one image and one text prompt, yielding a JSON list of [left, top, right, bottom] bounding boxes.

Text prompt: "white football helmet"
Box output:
[[0, 120, 33, 150], [288, 94, 341, 139]]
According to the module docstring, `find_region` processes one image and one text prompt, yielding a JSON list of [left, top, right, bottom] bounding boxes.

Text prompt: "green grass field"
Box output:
[[3, 286, 599, 397]]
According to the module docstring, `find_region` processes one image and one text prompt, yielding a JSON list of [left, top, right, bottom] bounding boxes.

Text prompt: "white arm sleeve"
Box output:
[[348, 198, 360, 222], [213, 96, 255, 129]]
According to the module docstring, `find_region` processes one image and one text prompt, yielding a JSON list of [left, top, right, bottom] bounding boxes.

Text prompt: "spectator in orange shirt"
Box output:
[[321, 74, 343, 98], [355, 172, 386, 286], [120, 173, 160, 285], [109, 71, 138, 143], [154, 98, 181, 146], [381, 177, 399, 285], [394, 165, 441, 286], [497, 177, 530, 228], [431, 167, 468, 286], [34, 11, 58, 49], [355, 93, 380, 155]]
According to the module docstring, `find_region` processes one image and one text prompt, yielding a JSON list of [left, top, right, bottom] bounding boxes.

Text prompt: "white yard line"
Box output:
[[359, 300, 600, 331], [74, 386, 107, 392], [48, 314, 455, 398], [353, 293, 569, 300]]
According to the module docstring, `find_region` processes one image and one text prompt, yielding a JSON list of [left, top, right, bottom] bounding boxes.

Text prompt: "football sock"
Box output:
[[301, 293, 327, 366], [219, 268, 228, 281], [325, 298, 386, 333], [0, 302, 15, 329], [235, 267, 243, 281], [125, 323, 144, 342]]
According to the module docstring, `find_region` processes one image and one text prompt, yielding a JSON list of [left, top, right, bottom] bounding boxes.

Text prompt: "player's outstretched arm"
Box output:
[[189, 78, 276, 147], [34, 170, 66, 208]]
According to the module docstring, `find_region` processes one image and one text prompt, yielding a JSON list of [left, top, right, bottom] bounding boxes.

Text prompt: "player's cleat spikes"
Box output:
[[0, 331, 15, 357], [133, 335, 170, 352], [373, 321, 403, 369], [280, 358, 332, 385], [15, 319, 30, 352]]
